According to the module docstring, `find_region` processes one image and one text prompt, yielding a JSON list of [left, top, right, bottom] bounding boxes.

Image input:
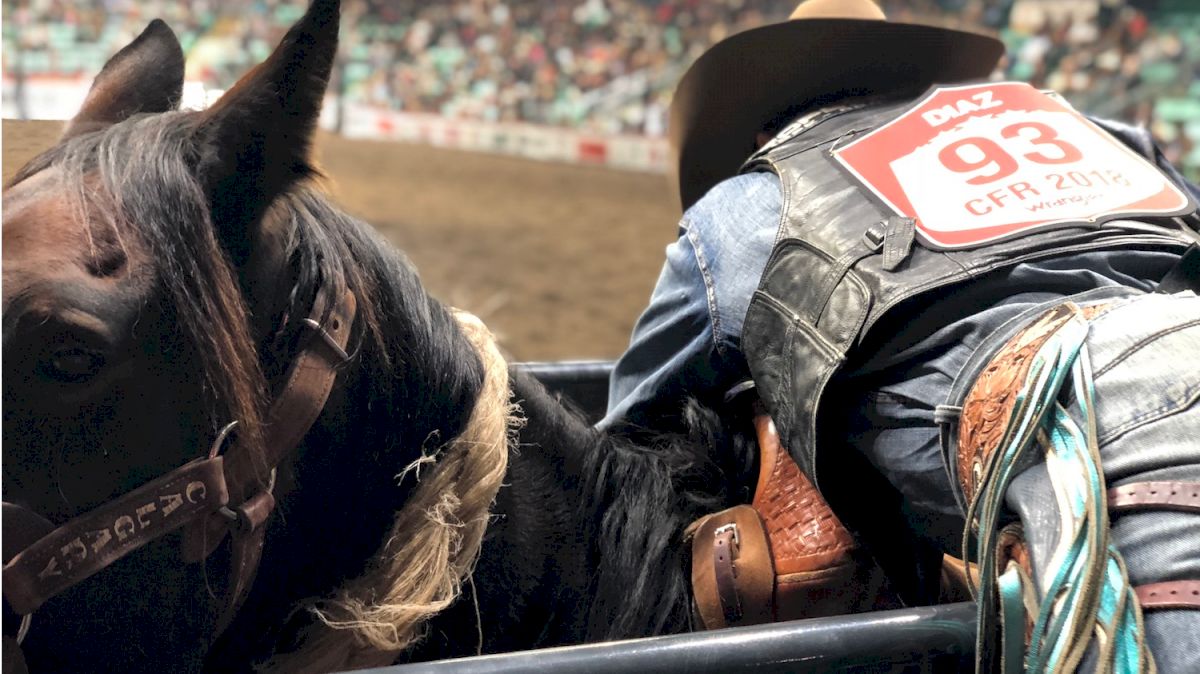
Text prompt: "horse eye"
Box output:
[[42, 349, 105, 383]]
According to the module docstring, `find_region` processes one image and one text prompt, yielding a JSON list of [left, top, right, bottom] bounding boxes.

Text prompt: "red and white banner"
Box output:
[[2, 74, 90, 119], [1, 76, 243, 118], [339, 104, 668, 173], [3, 78, 669, 174], [834, 82, 1194, 249]]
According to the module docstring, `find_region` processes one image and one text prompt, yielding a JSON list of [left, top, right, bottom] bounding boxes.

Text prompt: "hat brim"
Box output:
[[670, 18, 1006, 212]]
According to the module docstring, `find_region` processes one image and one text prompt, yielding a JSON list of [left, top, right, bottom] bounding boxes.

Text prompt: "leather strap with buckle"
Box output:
[[690, 409, 874, 630], [690, 505, 772, 629], [183, 287, 356, 626], [712, 523, 742, 625]]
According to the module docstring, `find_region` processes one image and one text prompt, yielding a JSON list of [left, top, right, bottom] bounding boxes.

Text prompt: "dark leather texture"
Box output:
[[740, 96, 1196, 490]]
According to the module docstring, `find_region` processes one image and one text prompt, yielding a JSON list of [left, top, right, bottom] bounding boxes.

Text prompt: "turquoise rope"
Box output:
[[999, 563, 1028, 674], [969, 307, 1152, 673], [966, 320, 1084, 671]]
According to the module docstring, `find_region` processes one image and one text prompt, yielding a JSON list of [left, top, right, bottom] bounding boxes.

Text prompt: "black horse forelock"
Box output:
[[28, 111, 487, 479], [30, 113, 273, 461]]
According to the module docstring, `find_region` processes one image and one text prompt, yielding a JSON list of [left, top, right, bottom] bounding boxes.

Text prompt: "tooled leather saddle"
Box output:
[[688, 406, 893, 629]]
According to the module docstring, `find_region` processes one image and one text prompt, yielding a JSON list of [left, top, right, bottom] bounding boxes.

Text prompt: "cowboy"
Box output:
[[604, 0, 1200, 669]]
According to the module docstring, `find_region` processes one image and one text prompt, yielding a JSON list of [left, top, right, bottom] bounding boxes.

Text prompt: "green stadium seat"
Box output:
[[1156, 98, 1200, 122], [345, 62, 372, 84], [1140, 61, 1180, 86]]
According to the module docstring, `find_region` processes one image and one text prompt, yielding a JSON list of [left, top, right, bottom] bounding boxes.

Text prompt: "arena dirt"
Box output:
[[3, 119, 681, 361]]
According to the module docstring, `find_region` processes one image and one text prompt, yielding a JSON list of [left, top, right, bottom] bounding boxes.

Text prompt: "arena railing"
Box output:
[[351, 601, 977, 673], [516, 360, 614, 423]]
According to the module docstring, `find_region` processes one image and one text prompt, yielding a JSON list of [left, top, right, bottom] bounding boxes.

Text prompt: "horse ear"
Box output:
[[194, 0, 339, 255], [63, 20, 184, 139]]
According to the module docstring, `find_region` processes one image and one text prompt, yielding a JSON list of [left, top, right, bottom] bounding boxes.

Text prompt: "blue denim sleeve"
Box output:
[[602, 172, 782, 429]]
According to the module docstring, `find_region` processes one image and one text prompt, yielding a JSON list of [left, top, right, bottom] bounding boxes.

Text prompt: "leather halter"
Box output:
[[2, 286, 357, 633]]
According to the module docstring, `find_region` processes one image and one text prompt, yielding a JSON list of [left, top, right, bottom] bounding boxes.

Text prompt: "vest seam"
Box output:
[[755, 291, 842, 362], [766, 158, 792, 249]]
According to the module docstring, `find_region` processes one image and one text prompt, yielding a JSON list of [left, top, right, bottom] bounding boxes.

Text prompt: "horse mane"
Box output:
[[511, 372, 755, 641], [585, 402, 755, 639]]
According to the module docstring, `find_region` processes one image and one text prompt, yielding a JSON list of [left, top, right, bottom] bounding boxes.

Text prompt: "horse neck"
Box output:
[[393, 368, 602, 660], [207, 196, 492, 667], [210, 192, 737, 663], [427, 369, 727, 651], [383, 365, 710, 662]]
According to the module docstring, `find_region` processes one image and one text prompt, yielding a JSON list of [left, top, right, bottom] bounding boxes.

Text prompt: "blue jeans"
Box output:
[[834, 254, 1176, 552]]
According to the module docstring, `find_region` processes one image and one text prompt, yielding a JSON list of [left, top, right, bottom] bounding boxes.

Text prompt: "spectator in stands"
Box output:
[[3, 0, 1197, 178]]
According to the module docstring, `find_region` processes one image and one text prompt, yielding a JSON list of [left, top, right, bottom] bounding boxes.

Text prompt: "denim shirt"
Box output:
[[604, 164, 1183, 548], [603, 172, 781, 428]]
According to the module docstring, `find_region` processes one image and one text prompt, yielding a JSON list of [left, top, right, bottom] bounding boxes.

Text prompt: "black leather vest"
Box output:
[[740, 96, 1198, 489]]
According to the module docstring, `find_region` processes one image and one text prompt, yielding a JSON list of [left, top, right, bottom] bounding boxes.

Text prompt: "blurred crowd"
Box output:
[[3, 0, 1197, 175]]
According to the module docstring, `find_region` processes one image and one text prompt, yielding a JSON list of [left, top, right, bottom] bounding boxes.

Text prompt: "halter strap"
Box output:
[[198, 286, 357, 628], [2, 287, 357, 626], [3, 457, 229, 616]]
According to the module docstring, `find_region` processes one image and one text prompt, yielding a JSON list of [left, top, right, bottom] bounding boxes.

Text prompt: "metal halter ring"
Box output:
[[207, 421, 240, 460], [218, 467, 276, 533], [17, 613, 31, 645]]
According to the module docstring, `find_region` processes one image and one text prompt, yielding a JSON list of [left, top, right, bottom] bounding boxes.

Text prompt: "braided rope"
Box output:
[[966, 304, 1152, 674], [267, 310, 521, 672]]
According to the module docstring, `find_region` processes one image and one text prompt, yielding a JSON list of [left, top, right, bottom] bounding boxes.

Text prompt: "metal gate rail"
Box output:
[[359, 602, 977, 673]]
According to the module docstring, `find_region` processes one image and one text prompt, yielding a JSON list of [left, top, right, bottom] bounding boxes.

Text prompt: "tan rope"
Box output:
[[264, 310, 520, 673]]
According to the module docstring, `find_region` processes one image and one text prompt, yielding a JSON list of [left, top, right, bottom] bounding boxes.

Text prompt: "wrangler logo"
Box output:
[[36, 481, 209, 581]]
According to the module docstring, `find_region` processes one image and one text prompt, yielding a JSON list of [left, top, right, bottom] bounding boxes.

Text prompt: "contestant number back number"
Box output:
[[834, 82, 1191, 249]]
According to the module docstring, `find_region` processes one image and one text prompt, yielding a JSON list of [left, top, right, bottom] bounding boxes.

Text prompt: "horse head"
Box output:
[[3, 0, 749, 669], [3, 1, 355, 670]]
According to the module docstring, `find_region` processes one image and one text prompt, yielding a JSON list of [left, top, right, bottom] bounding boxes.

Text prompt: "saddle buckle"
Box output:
[[713, 522, 740, 547]]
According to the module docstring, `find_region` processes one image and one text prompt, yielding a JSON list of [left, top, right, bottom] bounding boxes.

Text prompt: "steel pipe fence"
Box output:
[[359, 602, 977, 674]]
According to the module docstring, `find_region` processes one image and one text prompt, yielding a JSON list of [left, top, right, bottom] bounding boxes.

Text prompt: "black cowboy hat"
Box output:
[[669, 0, 1006, 212]]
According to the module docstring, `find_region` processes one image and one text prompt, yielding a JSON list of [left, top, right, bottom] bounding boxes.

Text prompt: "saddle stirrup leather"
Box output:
[[689, 409, 887, 629]]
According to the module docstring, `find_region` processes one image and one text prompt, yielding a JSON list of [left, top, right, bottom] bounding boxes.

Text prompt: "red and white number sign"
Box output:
[[833, 82, 1194, 249]]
